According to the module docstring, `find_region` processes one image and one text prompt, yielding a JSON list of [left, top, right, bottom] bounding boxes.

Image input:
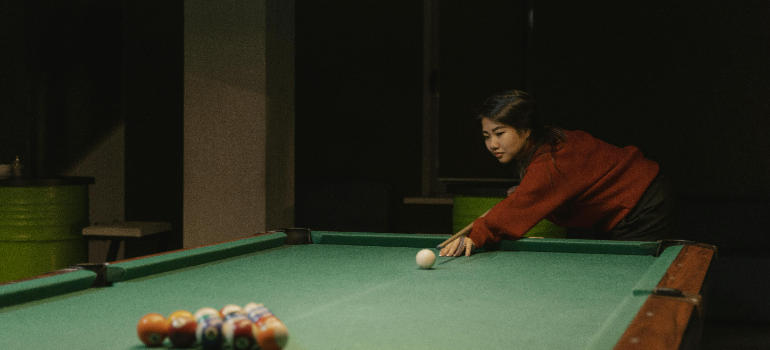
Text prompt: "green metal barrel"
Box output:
[[452, 195, 566, 238], [0, 181, 91, 283]]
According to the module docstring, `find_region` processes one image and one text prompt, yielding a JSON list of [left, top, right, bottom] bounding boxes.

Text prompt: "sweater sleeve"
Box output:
[[468, 152, 572, 247], [466, 130, 659, 248]]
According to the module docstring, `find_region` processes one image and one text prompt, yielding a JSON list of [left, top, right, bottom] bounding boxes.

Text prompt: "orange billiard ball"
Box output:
[[254, 316, 289, 350], [137, 313, 169, 347]]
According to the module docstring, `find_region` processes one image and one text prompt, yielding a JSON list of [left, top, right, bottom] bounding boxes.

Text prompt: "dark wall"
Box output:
[[122, 1, 184, 257], [295, 0, 424, 232], [0, 0, 30, 166], [0, 0, 123, 176], [438, 1, 529, 180], [527, 0, 770, 200], [0, 1, 185, 257], [432, 1, 769, 200]]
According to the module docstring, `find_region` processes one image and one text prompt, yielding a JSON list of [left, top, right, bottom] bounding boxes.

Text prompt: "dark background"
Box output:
[[1, 0, 768, 346], [0, 0, 184, 259]]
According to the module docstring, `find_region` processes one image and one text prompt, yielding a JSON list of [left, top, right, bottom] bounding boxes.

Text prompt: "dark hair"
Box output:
[[477, 90, 565, 178]]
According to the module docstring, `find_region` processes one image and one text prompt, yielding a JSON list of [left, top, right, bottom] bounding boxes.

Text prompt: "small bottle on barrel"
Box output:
[[11, 155, 22, 177]]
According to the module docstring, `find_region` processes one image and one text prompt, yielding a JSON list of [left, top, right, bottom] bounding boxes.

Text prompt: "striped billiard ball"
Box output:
[[196, 317, 224, 350]]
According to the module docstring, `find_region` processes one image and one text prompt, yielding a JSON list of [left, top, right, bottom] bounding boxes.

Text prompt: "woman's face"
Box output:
[[481, 118, 531, 164]]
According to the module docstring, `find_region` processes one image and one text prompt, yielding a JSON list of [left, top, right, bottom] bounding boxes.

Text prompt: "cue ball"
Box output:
[[416, 249, 436, 269]]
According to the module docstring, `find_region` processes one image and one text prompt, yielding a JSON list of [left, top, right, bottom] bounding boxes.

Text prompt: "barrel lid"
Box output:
[[0, 176, 95, 187]]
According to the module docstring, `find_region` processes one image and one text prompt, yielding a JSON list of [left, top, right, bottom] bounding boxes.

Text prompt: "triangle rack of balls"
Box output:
[[136, 302, 289, 350]]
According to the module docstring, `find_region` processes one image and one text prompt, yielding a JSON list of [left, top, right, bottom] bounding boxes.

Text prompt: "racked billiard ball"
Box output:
[[219, 304, 244, 318], [194, 307, 221, 323], [224, 318, 256, 350], [196, 317, 224, 350], [243, 302, 262, 314], [168, 315, 197, 348], [254, 316, 290, 350], [168, 310, 194, 321], [136, 313, 168, 347]]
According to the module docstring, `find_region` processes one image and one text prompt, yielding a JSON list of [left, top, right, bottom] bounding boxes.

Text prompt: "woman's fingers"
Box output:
[[464, 238, 475, 257], [439, 237, 474, 257], [439, 238, 458, 256], [453, 238, 466, 257]]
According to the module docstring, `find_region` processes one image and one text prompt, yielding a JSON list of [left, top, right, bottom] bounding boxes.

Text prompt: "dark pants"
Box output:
[[610, 174, 679, 241]]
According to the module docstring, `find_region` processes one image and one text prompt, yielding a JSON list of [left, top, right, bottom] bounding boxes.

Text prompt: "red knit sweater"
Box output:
[[468, 130, 659, 247]]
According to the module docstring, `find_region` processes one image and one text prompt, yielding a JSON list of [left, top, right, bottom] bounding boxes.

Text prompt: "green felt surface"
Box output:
[[582, 245, 682, 350], [0, 234, 676, 350]]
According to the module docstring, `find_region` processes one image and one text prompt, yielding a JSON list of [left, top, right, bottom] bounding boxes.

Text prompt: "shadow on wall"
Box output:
[[15, 1, 124, 176], [295, 179, 389, 233]]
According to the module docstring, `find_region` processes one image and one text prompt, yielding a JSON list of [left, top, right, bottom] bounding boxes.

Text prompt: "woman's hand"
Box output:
[[439, 237, 476, 257]]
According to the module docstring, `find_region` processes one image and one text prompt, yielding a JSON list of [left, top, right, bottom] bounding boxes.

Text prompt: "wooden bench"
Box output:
[[82, 222, 171, 262]]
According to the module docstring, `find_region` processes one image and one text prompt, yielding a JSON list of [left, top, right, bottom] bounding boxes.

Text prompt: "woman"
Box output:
[[440, 90, 678, 257]]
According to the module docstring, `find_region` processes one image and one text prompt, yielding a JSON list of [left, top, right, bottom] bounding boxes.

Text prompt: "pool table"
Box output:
[[0, 230, 715, 350]]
